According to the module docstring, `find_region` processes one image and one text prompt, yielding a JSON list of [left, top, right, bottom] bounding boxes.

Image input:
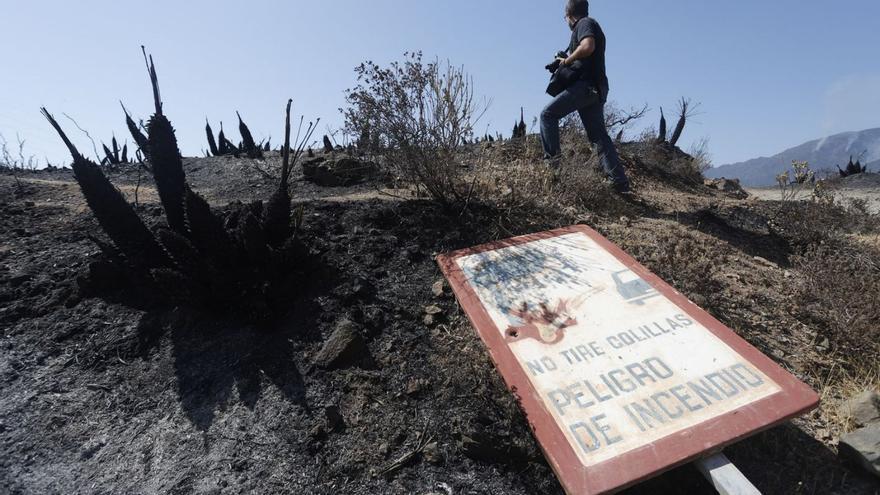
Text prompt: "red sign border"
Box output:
[[437, 225, 819, 495]]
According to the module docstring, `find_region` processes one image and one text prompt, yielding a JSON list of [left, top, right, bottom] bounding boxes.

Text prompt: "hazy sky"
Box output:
[[2, 0, 879, 167]]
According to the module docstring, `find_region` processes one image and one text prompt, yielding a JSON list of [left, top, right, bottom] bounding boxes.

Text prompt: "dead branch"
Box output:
[[62, 113, 101, 160]]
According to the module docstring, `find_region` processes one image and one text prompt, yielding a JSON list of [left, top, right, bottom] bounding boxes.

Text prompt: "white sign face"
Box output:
[[456, 232, 781, 467]]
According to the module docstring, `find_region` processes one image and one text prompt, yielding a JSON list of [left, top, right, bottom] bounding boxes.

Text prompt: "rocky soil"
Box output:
[[1, 149, 878, 494]]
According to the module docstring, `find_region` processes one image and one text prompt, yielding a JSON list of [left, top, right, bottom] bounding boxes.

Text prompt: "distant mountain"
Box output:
[[707, 128, 880, 187]]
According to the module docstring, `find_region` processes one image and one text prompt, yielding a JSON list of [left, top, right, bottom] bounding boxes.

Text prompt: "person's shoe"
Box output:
[[613, 182, 633, 195], [543, 156, 562, 170]]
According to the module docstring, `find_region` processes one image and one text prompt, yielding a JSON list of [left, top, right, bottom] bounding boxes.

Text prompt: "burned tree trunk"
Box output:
[[657, 107, 667, 143], [669, 98, 692, 147], [323, 135, 334, 153]]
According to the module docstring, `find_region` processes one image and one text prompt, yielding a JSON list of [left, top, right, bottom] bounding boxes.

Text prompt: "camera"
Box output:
[[545, 51, 569, 73]]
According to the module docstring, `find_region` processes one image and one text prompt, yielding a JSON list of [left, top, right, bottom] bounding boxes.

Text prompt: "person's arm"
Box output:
[[561, 37, 595, 65]]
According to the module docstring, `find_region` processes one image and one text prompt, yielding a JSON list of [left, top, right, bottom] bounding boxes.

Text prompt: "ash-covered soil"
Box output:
[[1, 153, 878, 494]]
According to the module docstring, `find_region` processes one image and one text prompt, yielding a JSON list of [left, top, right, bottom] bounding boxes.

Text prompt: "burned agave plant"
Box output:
[[838, 156, 868, 178], [100, 135, 130, 166], [42, 50, 318, 317], [204, 112, 267, 158]]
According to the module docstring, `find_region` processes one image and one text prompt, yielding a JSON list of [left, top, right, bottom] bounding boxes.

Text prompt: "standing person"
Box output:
[[540, 0, 631, 194]]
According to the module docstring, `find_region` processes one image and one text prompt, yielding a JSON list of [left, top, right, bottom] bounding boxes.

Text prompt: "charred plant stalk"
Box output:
[[205, 119, 219, 156], [122, 102, 150, 160], [263, 101, 293, 246], [657, 107, 667, 143], [669, 98, 691, 147], [237, 111, 263, 158], [143, 51, 188, 235]]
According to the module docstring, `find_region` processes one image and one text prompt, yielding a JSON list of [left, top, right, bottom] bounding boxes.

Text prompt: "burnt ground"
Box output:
[[1, 153, 878, 494]]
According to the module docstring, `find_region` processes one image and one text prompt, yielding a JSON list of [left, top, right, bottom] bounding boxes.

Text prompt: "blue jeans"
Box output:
[[540, 80, 629, 186]]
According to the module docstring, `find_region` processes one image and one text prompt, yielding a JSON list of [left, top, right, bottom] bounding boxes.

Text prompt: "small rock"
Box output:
[[432, 280, 447, 298], [302, 155, 377, 187], [704, 178, 749, 199], [313, 319, 368, 370], [842, 389, 880, 428], [838, 424, 880, 478], [422, 441, 442, 464], [423, 314, 436, 327], [424, 305, 443, 316], [378, 442, 390, 457]]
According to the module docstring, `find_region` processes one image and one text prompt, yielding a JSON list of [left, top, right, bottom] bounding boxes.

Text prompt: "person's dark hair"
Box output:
[[565, 0, 589, 19]]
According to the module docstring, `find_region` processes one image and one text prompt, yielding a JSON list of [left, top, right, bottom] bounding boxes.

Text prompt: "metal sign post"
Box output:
[[438, 225, 818, 494], [696, 453, 761, 495]]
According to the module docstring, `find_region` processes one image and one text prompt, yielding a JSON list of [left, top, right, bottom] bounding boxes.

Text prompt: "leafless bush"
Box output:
[[776, 160, 815, 202], [604, 101, 649, 141], [0, 133, 40, 192], [342, 52, 488, 207], [688, 137, 713, 173], [557, 101, 647, 144], [795, 242, 880, 370], [0, 133, 39, 171]]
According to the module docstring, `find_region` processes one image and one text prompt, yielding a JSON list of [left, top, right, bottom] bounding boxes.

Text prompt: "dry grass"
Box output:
[[466, 131, 631, 223], [815, 365, 880, 439]]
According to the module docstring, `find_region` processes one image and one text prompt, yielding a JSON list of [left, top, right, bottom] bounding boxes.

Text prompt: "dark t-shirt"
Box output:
[[568, 17, 608, 92]]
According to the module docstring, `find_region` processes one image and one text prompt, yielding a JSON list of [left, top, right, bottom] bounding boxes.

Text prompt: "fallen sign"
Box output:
[[437, 225, 819, 494]]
